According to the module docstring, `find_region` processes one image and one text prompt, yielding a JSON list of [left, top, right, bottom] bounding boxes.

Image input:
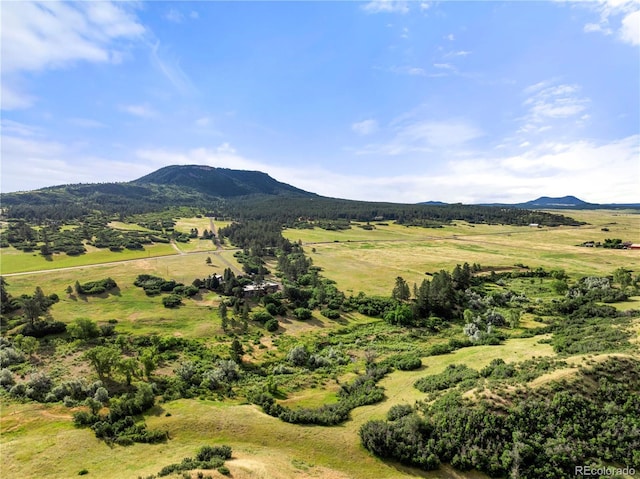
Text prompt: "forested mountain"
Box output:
[[1, 165, 583, 226], [133, 165, 315, 198]]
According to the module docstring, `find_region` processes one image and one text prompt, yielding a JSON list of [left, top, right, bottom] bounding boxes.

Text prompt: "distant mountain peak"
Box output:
[[525, 195, 590, 207]]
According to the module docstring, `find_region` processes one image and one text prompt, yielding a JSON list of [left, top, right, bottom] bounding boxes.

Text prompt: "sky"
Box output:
[[1, 0, 639, 203]]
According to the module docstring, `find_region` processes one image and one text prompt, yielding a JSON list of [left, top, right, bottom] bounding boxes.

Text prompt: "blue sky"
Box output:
[[1, 0, 639, 203]]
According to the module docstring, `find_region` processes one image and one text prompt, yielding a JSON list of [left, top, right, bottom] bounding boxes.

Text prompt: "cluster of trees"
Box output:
[[133, 274, 198, 306], [219, 220, 292, 254], [360, 357, 640, 478], [73, 382, 167, 446], [157, 445, 232, 477], [251, 364, 388, 426], [74, 278, 117, 295]]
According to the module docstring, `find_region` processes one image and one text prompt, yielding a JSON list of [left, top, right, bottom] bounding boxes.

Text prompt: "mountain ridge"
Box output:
[[420, 195, 640, 209]]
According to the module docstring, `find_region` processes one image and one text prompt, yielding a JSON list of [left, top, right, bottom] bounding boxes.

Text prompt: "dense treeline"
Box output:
[[227, 196, 584, 227], [360, 357, 640, 478]]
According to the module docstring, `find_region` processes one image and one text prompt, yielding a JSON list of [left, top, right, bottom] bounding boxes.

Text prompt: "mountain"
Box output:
[[519, 196, 593, 208], [0, 165, 586, 226], [479, 195, 640, 209], [133, 165, 315, 198], [0, 165, 317, 220]]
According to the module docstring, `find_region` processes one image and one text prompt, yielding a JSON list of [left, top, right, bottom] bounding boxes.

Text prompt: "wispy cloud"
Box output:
[[68, 118, 107, 129], [149, 41, 194, 95], [519, 81, 590, 133], [362, 0, 409, 14], [445, 50, 472, 57], [118, 104, 157, 119], [1, 84, 36, 110], [352, 119, 379, 136], [165, 9, 184, 23], [388, 65, 428, 76], [356, 118, 484, 156], [1, 119, 43, 137]]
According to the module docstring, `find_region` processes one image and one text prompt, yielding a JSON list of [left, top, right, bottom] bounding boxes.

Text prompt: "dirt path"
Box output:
[[169, 240, 185, 255]]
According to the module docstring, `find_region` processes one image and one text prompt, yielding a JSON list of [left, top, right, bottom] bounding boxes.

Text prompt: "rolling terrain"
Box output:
[[1, 167, 639, 479]]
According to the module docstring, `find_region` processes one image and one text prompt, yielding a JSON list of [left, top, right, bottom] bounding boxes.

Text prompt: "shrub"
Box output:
[[384, 353, 422, 371], [287, 345, 309, 367], [387, 404, 413, 421], [252, 311, 273, 323], [0, 368, 15, 388], [321, 308, 340, 319], [0, 346, 25, 367], [162, 295, 182, 308], [293, 307, 312, 320], [265, 318, 279, 332], [67, 318, 101, 340]]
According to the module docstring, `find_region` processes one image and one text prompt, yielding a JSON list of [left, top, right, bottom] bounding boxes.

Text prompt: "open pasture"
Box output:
[[0, 243, 178, 275], [0, 398, 489, 479], [284, 210, 639, 296], [2, 252, 244, 338]]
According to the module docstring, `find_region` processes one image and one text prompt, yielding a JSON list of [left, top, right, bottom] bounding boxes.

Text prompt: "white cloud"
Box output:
[[584, 22, 613, 34], [165, 9, 184, 23], [0, 1, 144, 111], [1, 135, 146, 193], [433, 63, 455, 70], [445, 33, 455, 41], [578, 0, 640, 45], [118, 104, 157, 118], [195, 117, 211, 127], [190, 11, 199, 20], [620, 9, 640, 44], [1, 1, 144, 74], [352, 119, 379, 136], [362, 1, 409, 14]]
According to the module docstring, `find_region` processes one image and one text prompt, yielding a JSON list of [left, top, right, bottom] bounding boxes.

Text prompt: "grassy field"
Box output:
[[0, 244, 178, 275], [2, 252, 244, 338], [2, 209, 639, 479], [284, 211, 640, 296], [0, 397, 491, 479]]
